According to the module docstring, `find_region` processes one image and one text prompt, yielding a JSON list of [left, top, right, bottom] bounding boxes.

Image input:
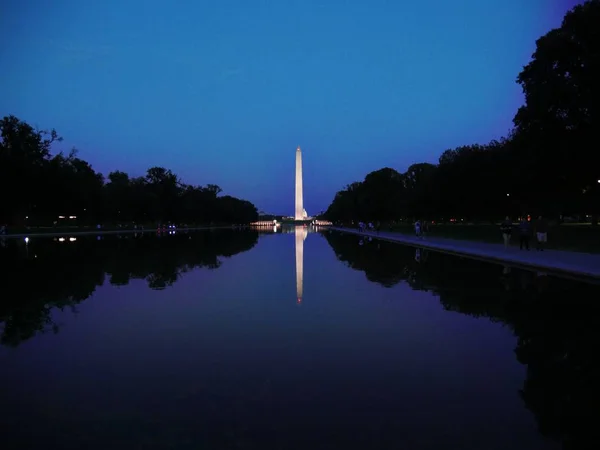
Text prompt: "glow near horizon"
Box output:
[[0, 0, 584, 214]]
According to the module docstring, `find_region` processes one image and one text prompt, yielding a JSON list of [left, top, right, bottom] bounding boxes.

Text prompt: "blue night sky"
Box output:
[[0, 0, 584, 214]]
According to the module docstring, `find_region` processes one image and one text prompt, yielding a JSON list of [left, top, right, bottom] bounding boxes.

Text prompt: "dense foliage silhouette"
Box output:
[[0, 229, 259, 347], [324, 1, 600, 223], [0, 117, 259, 227]]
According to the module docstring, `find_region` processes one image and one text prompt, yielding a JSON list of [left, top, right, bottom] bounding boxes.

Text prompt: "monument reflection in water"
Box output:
[[295, 226, 307, 304], [255, 223, 311, 304]]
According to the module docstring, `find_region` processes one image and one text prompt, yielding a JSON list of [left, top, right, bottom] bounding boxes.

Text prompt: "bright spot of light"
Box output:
[[506, 193, 510, 197], [69, 237, 76, 242], [24, 237, 29, 244], [59, 237, 65, 242]]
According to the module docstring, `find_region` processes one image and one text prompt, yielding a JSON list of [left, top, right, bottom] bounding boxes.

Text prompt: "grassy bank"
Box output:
[[380, 223, 600, 254]]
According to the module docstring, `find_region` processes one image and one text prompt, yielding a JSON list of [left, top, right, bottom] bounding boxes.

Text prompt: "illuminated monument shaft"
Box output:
[[295, 146, 303, 220]]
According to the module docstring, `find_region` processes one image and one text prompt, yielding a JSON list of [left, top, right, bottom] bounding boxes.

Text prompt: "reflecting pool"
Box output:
[[1, 227, 598, 449]]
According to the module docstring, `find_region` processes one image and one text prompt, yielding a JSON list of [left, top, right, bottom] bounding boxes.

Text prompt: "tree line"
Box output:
[[0, 116, 259, 227], [324, 1, 600, 224], [324, 231, 600, 449]]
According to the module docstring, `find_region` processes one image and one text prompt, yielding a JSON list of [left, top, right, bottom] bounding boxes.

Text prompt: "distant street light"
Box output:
[[506, 193, 510, 197]]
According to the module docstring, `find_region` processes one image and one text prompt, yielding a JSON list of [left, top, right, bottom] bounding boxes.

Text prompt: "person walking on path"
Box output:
[[500, 216, 512, 249], [535, 215, 549, 251], [414, 220, 422, 239], [518, 218, 532, 251]]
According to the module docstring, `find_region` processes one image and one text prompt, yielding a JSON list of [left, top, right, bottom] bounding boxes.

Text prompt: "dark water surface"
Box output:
[[1, 227, 598, 449]]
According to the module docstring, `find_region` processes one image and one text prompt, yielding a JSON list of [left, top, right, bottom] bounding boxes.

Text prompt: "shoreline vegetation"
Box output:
[[0, 117, 260, 229], [323, 2, 600, 230]]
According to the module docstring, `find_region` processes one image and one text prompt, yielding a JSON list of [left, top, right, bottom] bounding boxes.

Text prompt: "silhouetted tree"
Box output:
[[0, 116, 259, 226], [0, 115, 61, 224], [513, 0, 600, 222], [324, 2, 600, 224]]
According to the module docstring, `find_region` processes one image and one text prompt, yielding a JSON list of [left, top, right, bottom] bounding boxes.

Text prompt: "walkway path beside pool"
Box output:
[[332, 227, 600, 280]]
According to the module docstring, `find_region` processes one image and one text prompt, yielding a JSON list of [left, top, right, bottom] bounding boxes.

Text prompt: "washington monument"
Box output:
[[295, 146, 304, 220]]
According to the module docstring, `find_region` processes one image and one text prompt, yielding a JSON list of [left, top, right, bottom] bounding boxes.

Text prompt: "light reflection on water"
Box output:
[[295, 226, 307, 304], [0, 227, 598, 449]]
